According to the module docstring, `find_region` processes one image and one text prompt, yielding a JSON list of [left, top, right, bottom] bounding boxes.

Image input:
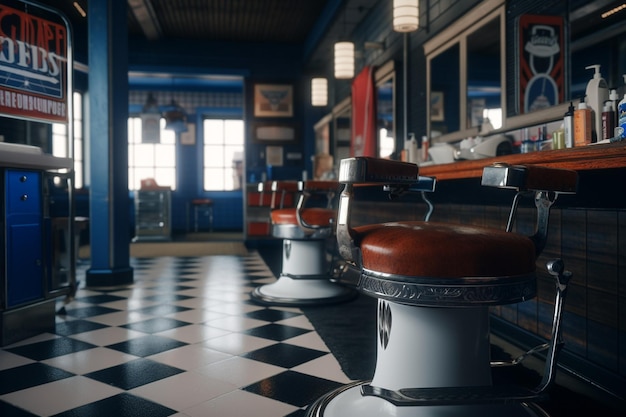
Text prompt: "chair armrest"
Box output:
[[482, 163, 578, 256], [339, 157, 419, 185], [481, 163, 577, 194]]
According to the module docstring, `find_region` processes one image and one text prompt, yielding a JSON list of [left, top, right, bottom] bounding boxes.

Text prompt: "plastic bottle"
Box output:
[[563, 102, 575, 148], [520, 128, 533, 153], [421, 135, 429, 162], [609, 89, 620, 123], [617, 91, 626, 141], [601, 100, 615, 140], [574, 97, 592, 146], [407, 133, 418, 163], [585, 65, 609, 142]]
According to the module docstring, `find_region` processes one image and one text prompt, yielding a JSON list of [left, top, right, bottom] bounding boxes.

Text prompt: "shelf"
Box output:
[[420, 142, 626, 181]]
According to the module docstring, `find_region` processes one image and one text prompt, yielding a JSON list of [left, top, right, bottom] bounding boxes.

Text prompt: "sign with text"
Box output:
[[0, 2, 69, 123]]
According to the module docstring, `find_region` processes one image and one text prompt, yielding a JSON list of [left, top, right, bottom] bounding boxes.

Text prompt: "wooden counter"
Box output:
[[420, 142, 626, 181]]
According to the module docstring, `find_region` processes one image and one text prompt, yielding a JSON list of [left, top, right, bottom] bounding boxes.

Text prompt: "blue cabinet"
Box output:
[[4, 170, 44, 308], [0, 163, 75, 346]]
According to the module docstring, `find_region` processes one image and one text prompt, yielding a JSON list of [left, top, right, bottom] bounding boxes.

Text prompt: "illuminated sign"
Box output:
[[0, 2, 69, 123]]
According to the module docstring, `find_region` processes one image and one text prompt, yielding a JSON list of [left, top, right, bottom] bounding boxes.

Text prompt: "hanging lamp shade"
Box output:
[[164, 99, 188, 133], [393, 0, 419, 32], [334, 41, 355, 79], [311, 78, 328, 106]]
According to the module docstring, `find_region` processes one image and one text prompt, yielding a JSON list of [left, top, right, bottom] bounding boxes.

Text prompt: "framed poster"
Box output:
[[430, 91, 445, 121], [180, 123, 195, 145], [254, 84, 293, 117], [266, 146, 284, 166], [517, 15, 565, 114]]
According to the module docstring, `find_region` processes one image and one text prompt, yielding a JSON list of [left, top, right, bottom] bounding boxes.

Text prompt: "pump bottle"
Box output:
[[574, 97, 592, 146], [585, 65, 609, 142]]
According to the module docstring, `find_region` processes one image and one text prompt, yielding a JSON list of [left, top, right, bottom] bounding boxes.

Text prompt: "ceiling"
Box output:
[[53, 0, 371, 64], [126, 0, 334, 44]]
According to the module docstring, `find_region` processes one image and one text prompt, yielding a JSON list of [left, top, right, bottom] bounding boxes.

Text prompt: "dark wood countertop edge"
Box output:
[[420, 142, 626, 181]]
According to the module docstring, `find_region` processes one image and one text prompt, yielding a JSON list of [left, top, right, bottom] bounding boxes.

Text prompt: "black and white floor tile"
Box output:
[[0, 253, 351, 417]]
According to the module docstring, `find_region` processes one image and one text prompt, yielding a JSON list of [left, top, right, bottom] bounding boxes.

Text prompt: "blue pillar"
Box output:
[[86, 0, 133, 286]]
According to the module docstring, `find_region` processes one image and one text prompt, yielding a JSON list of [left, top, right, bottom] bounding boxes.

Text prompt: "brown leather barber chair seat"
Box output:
[[307, 157, 577, 417]]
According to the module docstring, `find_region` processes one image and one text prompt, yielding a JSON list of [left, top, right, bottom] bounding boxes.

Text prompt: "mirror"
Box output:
[[427, 0, 626, 145], [569, 0, 626, 98], [377, 76, 395, 158], [430, 43, 460, 136], [467, 16, 502, 130], [427, 7, 503, 143]]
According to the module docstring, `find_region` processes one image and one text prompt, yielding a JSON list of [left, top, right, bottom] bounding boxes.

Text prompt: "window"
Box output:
[[203, 119, 244, 191], [52, 92, 84, 188], [128, 117, 176, 190]]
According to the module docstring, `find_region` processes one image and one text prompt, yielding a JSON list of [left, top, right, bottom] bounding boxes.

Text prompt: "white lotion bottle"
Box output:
[[585, 65, 609, 142]]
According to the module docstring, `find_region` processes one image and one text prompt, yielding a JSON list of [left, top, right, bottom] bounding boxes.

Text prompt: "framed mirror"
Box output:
[[467, 16, 502, 130], [426, 0, 505, 143]]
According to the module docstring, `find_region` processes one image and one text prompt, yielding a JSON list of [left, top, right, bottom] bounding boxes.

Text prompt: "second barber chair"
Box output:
[[251, 180, 356, 306]]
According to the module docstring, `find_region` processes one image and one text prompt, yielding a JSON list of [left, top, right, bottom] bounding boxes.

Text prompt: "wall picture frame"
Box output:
[[430, 91, 445, 122], [254, 84, 293, 117]]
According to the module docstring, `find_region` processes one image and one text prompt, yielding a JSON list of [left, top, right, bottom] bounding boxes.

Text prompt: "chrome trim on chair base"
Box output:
[[359, 269, 536, 307], [306, 381, 551, 417]]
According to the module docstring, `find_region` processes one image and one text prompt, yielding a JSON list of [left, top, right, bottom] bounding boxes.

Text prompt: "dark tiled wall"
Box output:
[[351, 200, 625, 393]]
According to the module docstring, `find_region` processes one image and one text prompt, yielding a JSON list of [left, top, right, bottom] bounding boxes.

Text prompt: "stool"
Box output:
[[307, 157, 577, 417], [251, 180, 357, 306], [188, 198, 213, 232]]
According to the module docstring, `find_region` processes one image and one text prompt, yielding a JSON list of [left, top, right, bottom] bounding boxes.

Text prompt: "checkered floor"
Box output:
[[0, 253, 352, 417]]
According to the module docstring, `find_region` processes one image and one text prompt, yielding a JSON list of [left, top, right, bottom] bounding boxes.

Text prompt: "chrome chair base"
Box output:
[[306, 380, 551, 417]]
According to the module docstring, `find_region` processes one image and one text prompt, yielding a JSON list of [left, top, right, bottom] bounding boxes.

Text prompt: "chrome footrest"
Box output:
[[361, 384, 547, 406]]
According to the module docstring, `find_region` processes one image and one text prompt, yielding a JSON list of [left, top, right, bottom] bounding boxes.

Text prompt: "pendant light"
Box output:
[[334, 7, 354, 79], [311, 78, 328, 106], [393, 0, 419, 32], [334, 41, 355, 79]]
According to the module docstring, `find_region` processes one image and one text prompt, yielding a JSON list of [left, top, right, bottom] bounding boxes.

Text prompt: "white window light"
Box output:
[[311, 78, 328, 106], [393, 0, 419, 32], [334, 41, 355, 79]]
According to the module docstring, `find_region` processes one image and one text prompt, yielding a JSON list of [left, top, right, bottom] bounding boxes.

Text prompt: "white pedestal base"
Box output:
[[306, 300, 550, 416], [252, 239, 356, 306]]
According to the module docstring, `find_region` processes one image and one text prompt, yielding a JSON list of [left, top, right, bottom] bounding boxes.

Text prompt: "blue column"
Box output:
[[86, 0, 133, 286]]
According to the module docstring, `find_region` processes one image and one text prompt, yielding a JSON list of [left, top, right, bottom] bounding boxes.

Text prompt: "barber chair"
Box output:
[[251, 180, 357, 306], [307, 157, 577, 417]]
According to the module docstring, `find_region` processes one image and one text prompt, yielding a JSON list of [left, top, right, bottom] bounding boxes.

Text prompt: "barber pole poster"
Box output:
[[351, 66, 377, 157], [0, 1, 70, 123], [517, 15, 565, 114]]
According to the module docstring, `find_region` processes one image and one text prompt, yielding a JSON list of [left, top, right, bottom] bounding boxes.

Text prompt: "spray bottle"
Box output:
[[585, 65, 609, 142]]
